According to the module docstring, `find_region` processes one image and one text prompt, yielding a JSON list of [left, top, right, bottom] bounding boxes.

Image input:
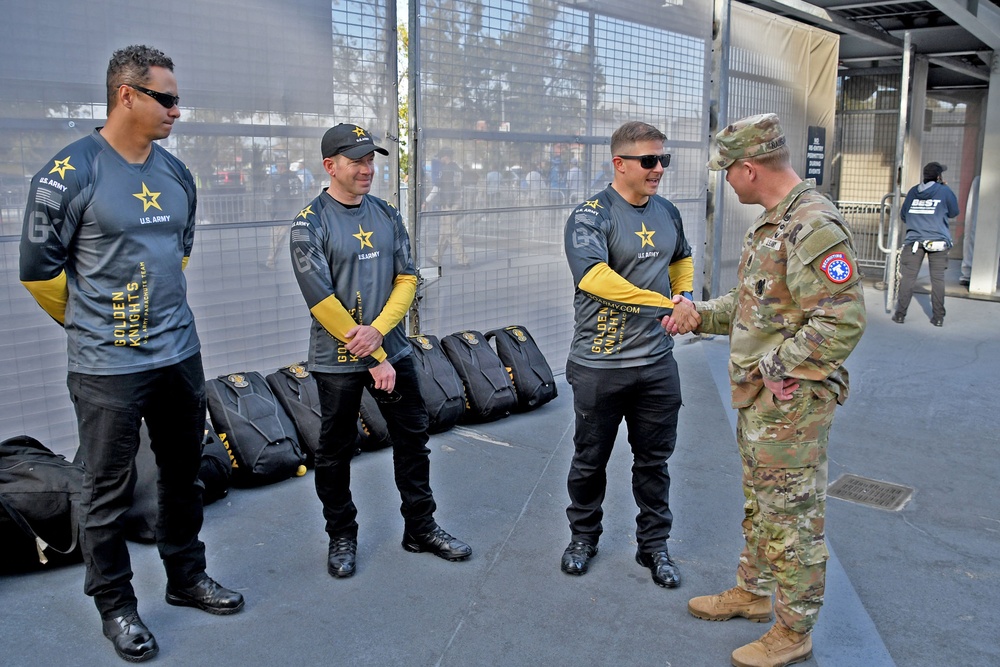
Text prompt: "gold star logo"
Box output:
[[353, 224, 374, 249], [635, 222, 656, 248], [352, 126, 366, 138], [132, 182, 162, 212], [296, 204, 314, 219], [48, 157, 76, 179], [583, 199, 603, 210]]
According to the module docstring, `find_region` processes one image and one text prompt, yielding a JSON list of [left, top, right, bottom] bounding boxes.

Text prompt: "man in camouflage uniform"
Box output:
[[669, 114, 866, 667]]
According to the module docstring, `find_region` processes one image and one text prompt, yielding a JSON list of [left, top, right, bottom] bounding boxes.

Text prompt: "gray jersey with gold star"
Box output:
[[564, 185, 692, 368], [19, 130, 199, 375], [290, 191, 415, 373]]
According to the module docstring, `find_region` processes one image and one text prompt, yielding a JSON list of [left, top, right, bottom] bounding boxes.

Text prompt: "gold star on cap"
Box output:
[[48, 157, 76, 179], [353, 224, 374, 249], [352, 126, 366, 138], [132, 182, 162, 212], [635, 222, 656, 247]]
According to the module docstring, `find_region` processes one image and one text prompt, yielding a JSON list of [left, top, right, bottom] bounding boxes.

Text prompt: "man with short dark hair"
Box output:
[[561, 120, 693, 588], [290, 123, 471, 579], [19, 44, 243, 663], [673, 113, 866, 667]]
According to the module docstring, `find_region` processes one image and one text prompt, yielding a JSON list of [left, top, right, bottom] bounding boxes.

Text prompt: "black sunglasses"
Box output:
[[129, 84, 180, 109], [616, 154, 671, 169]]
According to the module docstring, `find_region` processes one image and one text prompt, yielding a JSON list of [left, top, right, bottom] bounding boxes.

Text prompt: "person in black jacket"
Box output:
[[893, 161, 960, 326]]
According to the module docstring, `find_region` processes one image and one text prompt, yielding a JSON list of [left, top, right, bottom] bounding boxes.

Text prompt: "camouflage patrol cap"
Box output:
[[707, 113, 786, 171]]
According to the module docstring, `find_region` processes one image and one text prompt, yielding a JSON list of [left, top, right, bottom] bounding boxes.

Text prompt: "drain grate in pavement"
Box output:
[[828, 474, 913, 511]]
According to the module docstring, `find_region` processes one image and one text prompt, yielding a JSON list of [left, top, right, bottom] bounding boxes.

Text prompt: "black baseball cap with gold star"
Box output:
[[321, 123, 389, 160]]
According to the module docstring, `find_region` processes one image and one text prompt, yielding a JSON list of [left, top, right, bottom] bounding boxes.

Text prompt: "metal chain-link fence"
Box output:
[[0, 0, 841, 455], [410, 0, 713, 369], [0, 0, 397, 455]]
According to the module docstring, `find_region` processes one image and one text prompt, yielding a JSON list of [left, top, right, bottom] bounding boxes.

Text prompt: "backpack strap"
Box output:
[[0, 492, 79, 565]]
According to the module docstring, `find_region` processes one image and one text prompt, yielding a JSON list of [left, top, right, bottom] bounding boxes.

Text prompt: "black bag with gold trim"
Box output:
[[206, 371, 305, 486], [408, 334, 466, 433], [441, 330, 517, 423], [485, 325, 558, 411], [266, 362, 321, 466], [199, 426, 232, 504]]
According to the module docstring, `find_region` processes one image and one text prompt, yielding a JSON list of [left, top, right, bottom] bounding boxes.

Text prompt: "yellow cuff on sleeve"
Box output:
[[311, 294, 388, 362], [22, 271, 68, 325], [668, 256, 694, 295], [371, 274, 417, 336]]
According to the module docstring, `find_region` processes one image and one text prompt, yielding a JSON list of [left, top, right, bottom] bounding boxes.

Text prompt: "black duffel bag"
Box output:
[[0, 435, 84, 572], [121, 421, 233, 544], [200, 427, 232, 504], [356, 386, 393, 452]]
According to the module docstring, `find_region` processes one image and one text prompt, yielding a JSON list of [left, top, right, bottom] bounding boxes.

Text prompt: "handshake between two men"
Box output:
[[661, 295, 701, 336], [659, 294, 801, 403]]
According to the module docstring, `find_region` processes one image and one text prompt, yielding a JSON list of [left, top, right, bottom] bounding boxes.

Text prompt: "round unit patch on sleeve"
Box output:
[[820, 252, 853, 283]]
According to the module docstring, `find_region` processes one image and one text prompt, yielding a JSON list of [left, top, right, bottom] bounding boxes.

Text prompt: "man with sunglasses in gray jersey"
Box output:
[[561, 121, 694, 588], [20, 45, 243, 663]]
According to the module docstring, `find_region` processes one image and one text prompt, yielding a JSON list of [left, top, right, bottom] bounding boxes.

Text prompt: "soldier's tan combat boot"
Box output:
[[730, 623, 812, 667], [688, 586, 773, 622]]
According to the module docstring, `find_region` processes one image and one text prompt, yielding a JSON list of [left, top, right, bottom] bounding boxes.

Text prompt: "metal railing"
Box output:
[[835, 199, 893, 273]]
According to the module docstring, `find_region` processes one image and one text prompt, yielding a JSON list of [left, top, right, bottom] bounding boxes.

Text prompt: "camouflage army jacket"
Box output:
[[695, 180, 866, 408]]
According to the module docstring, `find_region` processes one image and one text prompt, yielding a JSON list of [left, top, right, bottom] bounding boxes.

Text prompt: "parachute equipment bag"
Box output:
[[200, 425, 233, 505], [441, 330, 517, 423], [0, 435, 84, 572], [122, 421, 232, 543], [266, 362, 322, 466], [408, 334, 465, 433], [356, 386, 393, 452], [485, 325, 558, 411], [206, 371, 306, 486]]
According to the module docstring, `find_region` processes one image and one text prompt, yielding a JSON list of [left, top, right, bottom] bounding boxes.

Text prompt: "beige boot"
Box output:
[[688, 586, 773, 622], [731, 623, 813, 667]]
